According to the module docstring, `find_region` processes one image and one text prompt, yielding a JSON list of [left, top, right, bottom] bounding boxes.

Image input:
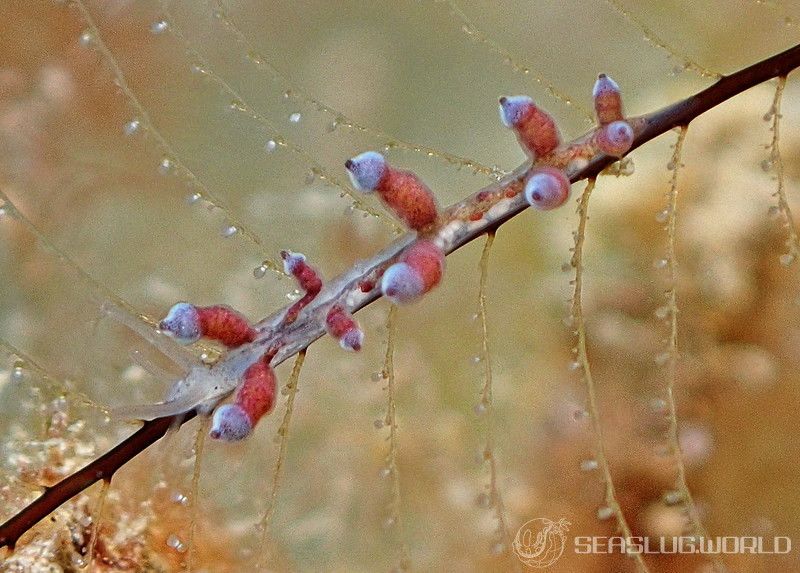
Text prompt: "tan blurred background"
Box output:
[[2, 1, 800, 571]]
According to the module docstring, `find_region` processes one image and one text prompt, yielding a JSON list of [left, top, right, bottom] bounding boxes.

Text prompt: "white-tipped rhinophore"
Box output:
[[159, 302, 201, 344], [344, 151, 387, 191], [340, 328, 364, 352], [524, 167, 571, 211], [209, 404, 252, 442], [281, 250, 307, 275], [593, 73, 620, 99], [498, 95, 534, 127], [381, 262, 425, 304], [596, 120, 634, 157]]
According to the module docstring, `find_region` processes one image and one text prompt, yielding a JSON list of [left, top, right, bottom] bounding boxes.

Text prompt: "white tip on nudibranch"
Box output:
[[281, 250, 307, 275], [524, 168, 571, 211], [498, 95, 534, 127], [592, 73, 621, 99], [597, 120, 634, 157], [344, 151, 387, 192], [159, 302, 201, 345], [381, 262, 425, 304], [209, 404, 252, 442], [339, 328, 364, 352]]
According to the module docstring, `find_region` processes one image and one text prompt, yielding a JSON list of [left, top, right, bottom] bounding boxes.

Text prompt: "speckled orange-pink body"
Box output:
[[516, 106, 561, 157], [377, 168, 439, 231], [403, 240, 444, 291], [209, 354, 277, 442], [196, 305, 256, 348], [237, 356, 276, 424]]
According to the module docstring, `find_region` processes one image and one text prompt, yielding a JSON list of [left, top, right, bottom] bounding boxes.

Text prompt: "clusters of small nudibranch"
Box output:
[[157, 250, 365, 441], [154, 74, 633, 441], [499, 73, 633, 210]]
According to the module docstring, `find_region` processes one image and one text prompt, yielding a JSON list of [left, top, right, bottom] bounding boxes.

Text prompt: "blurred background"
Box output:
[[1, 1, 800, 571]]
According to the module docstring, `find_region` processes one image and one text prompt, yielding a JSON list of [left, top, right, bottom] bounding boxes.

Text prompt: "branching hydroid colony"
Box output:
[[2, 2, 800, 570]]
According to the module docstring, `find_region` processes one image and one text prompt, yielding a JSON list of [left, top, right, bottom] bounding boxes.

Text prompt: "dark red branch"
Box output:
[[0, 412, 195, 549], [2, 41, 799, 552]]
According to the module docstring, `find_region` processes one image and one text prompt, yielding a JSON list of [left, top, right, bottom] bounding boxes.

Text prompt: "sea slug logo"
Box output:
[[512, 517, 571, 568]]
